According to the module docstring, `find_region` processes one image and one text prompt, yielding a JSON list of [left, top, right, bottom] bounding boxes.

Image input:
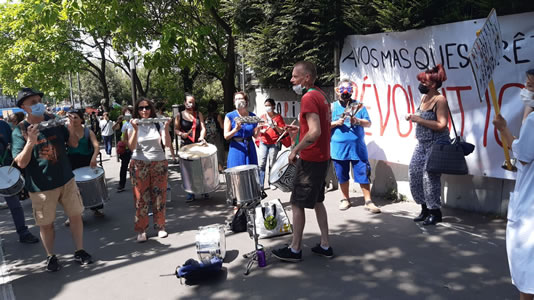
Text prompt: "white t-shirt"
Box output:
[[128, 122, 166, 162], [99, 119, 115, 136]]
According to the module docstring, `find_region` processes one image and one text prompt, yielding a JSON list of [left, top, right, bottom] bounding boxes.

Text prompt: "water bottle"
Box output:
[[257, 249, 266, 267]]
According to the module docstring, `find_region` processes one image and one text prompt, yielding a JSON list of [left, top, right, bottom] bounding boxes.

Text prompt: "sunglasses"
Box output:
[[138, 106, 151, 111], [339, 86, 353, 94]]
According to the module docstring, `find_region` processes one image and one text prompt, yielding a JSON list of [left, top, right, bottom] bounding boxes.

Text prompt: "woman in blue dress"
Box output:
[[224, 91, 259, 168]]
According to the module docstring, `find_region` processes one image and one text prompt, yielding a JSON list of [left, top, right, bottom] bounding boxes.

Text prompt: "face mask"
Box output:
[[340, 93, 352, 101], [185, 102, 193, 109], [265, 106, 273, 113], [418, 83, 429, 94], [235, 100, 246, 109], [30, 103, 45, 117], [292, 84, 305, 95], [520, 88, 534, 107]]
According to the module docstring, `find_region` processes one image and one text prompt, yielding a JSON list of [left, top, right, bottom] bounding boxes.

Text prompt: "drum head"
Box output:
[[224, 164, 258, 174], [0, 166, 21, 189], [178, 143, 217, 160], [73, 167, 105, 182], [269, 150, 290, 183]]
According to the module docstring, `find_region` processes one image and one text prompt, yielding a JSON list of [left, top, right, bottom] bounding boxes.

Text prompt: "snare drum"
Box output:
[[269, 150, 296, 192], [0, 166, 25, 197], [224, 165, 261, 205], [196, 225, 226, 264], [73, 166, 109, 209]]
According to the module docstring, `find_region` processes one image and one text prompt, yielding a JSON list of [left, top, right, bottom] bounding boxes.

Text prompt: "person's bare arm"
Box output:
[[290, 112, 321, 160], [198, 112, 207, 141], [14, 125, 38, 169], [89, 130, 100, 168]]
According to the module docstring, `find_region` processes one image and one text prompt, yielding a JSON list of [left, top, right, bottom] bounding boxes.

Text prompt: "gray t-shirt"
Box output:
[[129, 122, 166, 161]]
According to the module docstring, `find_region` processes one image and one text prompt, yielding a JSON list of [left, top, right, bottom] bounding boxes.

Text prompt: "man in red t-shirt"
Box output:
[[272, 61, 333, 262]]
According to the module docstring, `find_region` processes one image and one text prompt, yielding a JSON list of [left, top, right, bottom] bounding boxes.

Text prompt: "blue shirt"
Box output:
[[225, 110, 258, 168], [330, 101, 370, 161]]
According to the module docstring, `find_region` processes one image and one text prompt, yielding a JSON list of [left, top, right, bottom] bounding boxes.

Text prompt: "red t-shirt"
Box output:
[[299, 87, 331, 162], [259, 114, 286, 145]]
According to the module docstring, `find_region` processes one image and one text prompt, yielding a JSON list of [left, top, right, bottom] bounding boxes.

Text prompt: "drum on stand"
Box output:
[[73, 166, 109, 209], [0, 166, 25, 197], [178, 143, 219, 194], [269, 150, 296, 192], [224, 165, 261, 206], [195, 224, 226, 264]]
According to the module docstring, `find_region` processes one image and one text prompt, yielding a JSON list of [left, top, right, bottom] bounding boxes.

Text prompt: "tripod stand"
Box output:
[[242, 199, 263, 275]]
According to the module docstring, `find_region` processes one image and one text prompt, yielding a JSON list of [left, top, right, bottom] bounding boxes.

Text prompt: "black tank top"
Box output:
[[180, 110, 201, 143]]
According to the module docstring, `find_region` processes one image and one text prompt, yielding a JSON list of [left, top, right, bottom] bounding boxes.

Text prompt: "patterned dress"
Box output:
[[408, 105, 449, 209]]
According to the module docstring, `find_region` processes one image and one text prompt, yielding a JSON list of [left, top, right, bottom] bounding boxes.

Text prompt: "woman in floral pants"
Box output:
[[128, 99, 172, 242]]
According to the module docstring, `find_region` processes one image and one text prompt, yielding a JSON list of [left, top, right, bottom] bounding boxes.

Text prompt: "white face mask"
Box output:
[[185, 102, 194, 109], [265, 106, 273, 113], [520, 88, 534, 107], [235, 99, 246, 109], [292, 84, 304, 95]]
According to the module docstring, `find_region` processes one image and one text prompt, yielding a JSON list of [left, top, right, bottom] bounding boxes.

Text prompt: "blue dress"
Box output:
[[226, 110, 258, 168]]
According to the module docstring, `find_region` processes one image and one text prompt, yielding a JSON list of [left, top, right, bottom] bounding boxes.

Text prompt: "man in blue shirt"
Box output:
[[330, 79, 380, 213]]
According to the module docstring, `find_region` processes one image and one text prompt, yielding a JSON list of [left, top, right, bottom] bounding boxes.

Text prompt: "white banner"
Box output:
[[340, 12, 534, 180]]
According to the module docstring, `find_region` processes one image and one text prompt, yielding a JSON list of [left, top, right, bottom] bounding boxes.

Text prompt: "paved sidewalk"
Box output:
[[0, 155, 516, 300]]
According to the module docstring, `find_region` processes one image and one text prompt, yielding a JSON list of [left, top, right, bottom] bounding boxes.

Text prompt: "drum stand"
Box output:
[[242, 199, 262, 276]]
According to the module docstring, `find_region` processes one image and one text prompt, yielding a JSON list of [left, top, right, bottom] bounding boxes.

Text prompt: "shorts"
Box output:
[[29, 178, 84, 226], [332, 159, 371, 184], [290, 159, 329, 209]]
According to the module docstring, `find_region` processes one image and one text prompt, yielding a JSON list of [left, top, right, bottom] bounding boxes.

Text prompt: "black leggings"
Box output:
[[119, 151, 132, 188]]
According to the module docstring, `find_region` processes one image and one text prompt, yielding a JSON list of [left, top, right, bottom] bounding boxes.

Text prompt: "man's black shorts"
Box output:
[[290, 159, 329, 209]]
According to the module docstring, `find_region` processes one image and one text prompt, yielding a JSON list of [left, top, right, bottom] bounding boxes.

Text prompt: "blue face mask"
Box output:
[[30, 103, 45, 117]]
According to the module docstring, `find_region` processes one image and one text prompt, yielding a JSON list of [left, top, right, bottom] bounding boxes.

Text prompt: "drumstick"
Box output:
[[275, 120, 296, 144]]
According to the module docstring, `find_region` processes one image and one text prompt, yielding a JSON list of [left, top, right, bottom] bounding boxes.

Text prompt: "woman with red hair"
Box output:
[[405, 65, 450, 225]]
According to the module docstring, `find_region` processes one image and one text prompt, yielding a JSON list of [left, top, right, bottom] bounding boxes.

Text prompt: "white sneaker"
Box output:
[[158, 230, 168, 238], [137, 232, 147, 243]]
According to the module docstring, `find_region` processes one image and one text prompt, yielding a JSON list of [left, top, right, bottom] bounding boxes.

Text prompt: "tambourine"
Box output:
[[235, 116, 265, 124]]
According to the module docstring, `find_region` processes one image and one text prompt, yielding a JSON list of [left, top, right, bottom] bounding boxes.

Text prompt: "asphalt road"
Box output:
[[0, 153, 516, 300]]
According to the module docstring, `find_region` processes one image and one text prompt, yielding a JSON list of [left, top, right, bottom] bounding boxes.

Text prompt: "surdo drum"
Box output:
[[269, 150, 296, 192], [178, 143, 219, 194], [0, 166, 25, 197], [195, 225, 226, 264], [73, 166, 109, 209], [224, 165, 261, 206]]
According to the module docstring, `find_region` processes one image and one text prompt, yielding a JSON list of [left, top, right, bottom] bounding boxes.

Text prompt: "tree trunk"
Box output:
[[222, 35, 236, 113], [181, 66, 195, 94]]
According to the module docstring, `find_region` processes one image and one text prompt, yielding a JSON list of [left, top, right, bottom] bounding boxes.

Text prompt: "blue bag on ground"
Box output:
[[176, 257, 223, 285]]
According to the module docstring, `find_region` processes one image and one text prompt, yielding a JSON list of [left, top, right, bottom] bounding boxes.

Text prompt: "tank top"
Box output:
[[180, 110, 201, 143], [415, 102, 449, 143], [68, 127, 93, 156]]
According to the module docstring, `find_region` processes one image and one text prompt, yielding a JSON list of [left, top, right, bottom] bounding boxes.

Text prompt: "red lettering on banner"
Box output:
[[392, 84, 413, 137], [374, 84, 391, 136], [493, 83, 524, 147], [446, 86, 471, 136]]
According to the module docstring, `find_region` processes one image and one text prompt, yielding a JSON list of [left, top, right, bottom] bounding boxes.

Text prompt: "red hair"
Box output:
[[417, 64, 447, 84]]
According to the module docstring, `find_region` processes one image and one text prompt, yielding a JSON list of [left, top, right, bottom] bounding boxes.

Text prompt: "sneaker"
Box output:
[[364, 201, 381, 214], [74, 249, 93, 265], [19, 233, 39, 244], [93, 209, 105, 217], [270, 185, 277, 190], [261, 191, 268, 199], [64, 218, 70, 227], [311, 244, 334, 258], [46, 254, 61, 272], [186, 194, 195, 202], [137, 232, 147, 243], [158, 230, 168, 238], [117, 186, 125, 193], [272, 246, 302, 262], [46, 255, 61, 272], [339, 199, 351, 211]]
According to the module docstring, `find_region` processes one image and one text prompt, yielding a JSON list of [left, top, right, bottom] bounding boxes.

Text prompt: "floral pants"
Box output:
[[408, 142, 442, 210], [130, 159, 168, 232]]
